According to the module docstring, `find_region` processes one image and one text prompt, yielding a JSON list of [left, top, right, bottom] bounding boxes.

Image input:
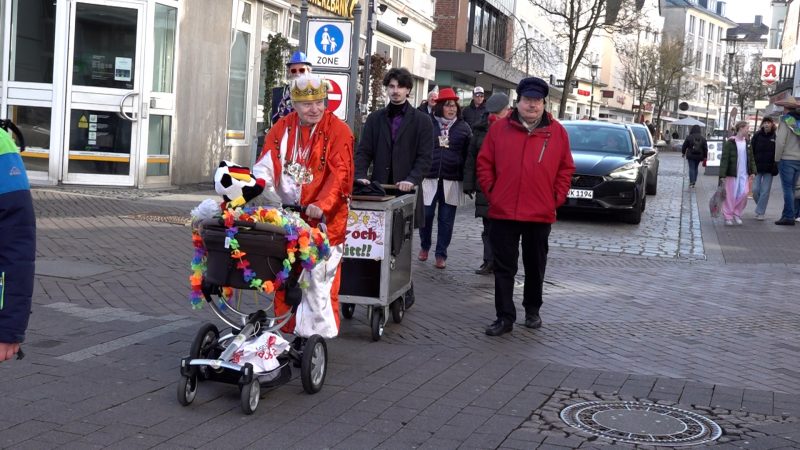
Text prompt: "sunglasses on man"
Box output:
[[290, 67, 307, 74]]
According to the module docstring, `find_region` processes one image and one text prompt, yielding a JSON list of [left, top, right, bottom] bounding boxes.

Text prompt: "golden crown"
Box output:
[[290, 75, 329, 102]]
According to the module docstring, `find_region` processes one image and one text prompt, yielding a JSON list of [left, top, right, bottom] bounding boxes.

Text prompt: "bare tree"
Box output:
[[506, 36, 561, 78], [528, 0, 643, 118], [618, 41, 659, 123], [730, 54, 768, 122], [651, 37, 696, 136]]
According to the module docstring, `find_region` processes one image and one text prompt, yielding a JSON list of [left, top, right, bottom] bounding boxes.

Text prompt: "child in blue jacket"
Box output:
[[0, 126, 34, 361]]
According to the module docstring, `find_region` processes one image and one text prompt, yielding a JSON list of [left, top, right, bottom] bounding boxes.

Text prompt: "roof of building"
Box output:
[[726, 22, 769, 43], [662, 0, 737, 25]]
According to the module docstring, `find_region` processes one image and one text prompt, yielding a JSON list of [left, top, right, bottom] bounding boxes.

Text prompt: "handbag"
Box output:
[[709, 185, 726, 218]]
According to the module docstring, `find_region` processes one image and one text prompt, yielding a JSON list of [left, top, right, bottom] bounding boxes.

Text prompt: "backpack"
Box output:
[[686, 135, 703, 159]]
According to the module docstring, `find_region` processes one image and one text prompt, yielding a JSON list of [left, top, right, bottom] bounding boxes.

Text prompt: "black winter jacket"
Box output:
[[751, 129, 777, 174], [463, 114, 489, 217], [682, 132, 708, 161], [426, 118, 471, 181], [462, 101, 486, 130]]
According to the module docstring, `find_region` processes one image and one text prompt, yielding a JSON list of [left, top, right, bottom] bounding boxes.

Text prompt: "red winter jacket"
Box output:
[[476, 110, 575, 223]]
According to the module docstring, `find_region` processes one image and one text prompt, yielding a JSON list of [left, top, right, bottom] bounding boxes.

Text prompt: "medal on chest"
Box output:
[[284, 124, 317, 185]]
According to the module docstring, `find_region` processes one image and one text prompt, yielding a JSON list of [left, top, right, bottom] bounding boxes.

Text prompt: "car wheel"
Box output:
[[646, 170, 658, 195], [622, 195, 644, 224]]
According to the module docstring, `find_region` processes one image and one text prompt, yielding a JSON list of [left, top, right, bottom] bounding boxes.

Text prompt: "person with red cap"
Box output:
[[418, 87, 472, 269]]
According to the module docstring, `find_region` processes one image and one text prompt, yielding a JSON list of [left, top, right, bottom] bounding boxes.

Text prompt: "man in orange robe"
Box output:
[[253, 74, 353, 338]]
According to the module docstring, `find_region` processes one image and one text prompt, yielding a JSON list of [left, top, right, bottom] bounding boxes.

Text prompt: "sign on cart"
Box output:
[[345, 210, 385, 260]]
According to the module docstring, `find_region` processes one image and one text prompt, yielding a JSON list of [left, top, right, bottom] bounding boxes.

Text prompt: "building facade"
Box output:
[[2, 0, 435, 188], [661, 0, 735, 131]]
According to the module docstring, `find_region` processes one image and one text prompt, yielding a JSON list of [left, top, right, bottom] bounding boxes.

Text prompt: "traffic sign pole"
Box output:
[[347, 5, 361, 130]]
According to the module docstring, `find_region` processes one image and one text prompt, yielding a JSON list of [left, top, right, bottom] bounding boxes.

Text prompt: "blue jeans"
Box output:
[[751, 173, 773, 216], [687, 159, 701, 184], [419, 181, 457, 260], [778, 160, 800, 220]]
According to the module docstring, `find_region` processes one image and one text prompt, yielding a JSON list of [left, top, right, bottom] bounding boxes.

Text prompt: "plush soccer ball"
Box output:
[[214, 161, 264, 208]]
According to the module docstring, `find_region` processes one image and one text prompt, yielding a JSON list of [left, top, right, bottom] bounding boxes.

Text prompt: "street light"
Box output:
[[589, 64, 599, 119], [704, 84, 715, 135], [722, 35, 741, 135]]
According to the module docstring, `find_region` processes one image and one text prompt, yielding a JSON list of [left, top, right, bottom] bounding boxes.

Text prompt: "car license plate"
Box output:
[[567, 189, 593, 199]]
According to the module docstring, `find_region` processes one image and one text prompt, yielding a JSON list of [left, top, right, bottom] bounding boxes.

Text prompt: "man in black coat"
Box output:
[[355, 68, 433, 309], [462, 86, 487, 129], [355, 68, 433, 226]]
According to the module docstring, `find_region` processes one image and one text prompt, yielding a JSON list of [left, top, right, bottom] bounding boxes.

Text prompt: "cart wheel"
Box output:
[[177, 375, 197, 406], [341, 303, 355, 319], [390, 298, 404, 324], [240, 379, 260, 415], [301, 335, 327, 394], [371, 308, 385, 341]]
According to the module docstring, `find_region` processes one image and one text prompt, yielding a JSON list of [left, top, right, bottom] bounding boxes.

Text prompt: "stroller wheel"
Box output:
[[177, 375, 197, 406], [301, 335, 327, 394], [191, 323, 219, 359], [240, 379, 260, 415]]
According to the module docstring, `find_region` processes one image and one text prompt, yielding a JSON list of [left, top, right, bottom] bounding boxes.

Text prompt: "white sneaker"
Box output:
[[755, 215, 765, 221], [734, 217, 743, 225], [724, 219, 734, 226]]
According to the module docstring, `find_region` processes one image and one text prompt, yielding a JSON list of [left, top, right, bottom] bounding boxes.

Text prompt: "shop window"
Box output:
[[289, 14, 300, 42], [9, 0, 56, 83], [153, 4, 177, 93], [8, 105, 50, 172], [262, 8, 279, 34], [226, 0, 254, 142], [147, 115, 171, 176], [71, 3, 138, 90], [469, 0, 507, 58]]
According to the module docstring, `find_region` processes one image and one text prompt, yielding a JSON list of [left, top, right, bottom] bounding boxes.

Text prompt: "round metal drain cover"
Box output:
[[560, 401, 722, 446]]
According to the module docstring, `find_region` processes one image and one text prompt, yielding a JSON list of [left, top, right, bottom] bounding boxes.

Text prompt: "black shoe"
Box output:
[[485, 319, 512, 336], [475, 262, 494, 275], [775, 218, 796, 226], [525, 314, 542, 329]]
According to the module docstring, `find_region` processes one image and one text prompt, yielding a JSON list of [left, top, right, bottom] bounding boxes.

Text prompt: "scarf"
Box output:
[[435, 116, 457, 136], [782, 113, 800, 137]]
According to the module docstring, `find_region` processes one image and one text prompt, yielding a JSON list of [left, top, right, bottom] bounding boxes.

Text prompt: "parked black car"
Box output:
[[559, 121, 653, 224], [627, 123, 660, 195]]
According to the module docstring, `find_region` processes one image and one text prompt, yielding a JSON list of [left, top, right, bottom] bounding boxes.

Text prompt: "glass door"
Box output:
[[62, 0, 145, 185]]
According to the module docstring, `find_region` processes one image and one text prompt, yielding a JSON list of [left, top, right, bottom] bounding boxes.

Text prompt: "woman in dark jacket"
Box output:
[[462, 93, 509, 275], [681, 124, 708, 188], [418, 88, 471, 269], [751, 116, 778, 219]]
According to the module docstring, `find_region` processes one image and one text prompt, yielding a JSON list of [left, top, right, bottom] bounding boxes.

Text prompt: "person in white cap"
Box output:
[[462, 86, 486, 129]]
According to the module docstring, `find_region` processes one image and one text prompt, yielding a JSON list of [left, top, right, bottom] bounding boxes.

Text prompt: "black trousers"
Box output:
[[489, 219, 551, 324]]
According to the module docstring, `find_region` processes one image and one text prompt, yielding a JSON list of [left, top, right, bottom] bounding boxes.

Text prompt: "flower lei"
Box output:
[[189, 205, 331, 309]]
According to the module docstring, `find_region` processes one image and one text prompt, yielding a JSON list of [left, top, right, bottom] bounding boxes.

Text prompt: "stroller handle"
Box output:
[[0, 119, 25, 152], [282, 203, 326, 225]]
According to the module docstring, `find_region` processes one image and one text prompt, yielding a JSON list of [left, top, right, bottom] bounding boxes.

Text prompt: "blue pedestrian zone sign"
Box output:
[[315, 25, 344, 56], [306, 19, 352, 69]]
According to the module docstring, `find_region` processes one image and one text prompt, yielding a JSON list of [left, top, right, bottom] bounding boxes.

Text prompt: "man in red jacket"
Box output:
[[476, 77, 575, 336]]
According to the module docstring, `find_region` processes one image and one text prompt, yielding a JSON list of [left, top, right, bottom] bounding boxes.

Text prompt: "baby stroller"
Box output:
[[177, 215, 327, 415]]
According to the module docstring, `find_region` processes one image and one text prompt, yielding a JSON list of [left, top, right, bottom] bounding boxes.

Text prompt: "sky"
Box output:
[[722, 0, 771, 25]]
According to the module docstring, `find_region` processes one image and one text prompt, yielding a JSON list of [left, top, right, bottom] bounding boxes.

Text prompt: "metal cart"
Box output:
[[339, 188, 416, 341]]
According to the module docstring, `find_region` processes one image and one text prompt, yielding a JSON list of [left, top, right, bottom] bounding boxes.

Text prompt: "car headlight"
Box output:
[[607, 163, 638, 180]]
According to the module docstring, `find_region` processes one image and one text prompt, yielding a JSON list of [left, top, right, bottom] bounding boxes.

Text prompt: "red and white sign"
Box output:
[[577, 89, 591, 96], [319, 72, 349, 121], [761, 61, 779, 85]]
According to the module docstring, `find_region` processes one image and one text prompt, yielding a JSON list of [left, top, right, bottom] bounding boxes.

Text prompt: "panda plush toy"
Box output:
[[214, 160, 265, 208]]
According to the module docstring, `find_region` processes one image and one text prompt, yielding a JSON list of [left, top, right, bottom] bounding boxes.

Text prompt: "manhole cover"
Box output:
[[120, 213, 189, 226], [560, 401, 722, 446]]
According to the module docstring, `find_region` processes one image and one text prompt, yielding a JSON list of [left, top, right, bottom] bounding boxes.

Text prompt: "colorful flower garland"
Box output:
[[189, 204, 331, 309]]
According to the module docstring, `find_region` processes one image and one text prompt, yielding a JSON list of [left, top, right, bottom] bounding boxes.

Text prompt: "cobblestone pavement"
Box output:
[[1, 153, 799, 449]]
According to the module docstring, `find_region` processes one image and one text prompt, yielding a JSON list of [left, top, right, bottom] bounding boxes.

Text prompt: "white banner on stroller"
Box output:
[[230, 332, 290, 373]]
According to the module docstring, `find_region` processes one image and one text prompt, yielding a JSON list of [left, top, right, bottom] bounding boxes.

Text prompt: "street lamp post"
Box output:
[[589, 64, 599, 119], [722, 37, 739, 135], [704, 84, 715, 135]]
